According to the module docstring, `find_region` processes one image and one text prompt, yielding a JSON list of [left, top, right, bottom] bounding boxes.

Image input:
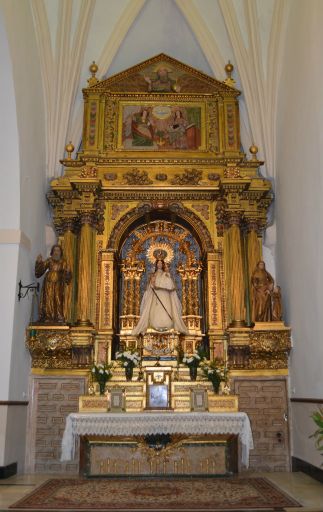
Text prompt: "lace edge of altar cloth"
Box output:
[[61, 412, 254, 468]]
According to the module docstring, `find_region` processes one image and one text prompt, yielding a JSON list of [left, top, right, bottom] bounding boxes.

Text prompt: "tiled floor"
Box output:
[[0, 471, 322, 510]]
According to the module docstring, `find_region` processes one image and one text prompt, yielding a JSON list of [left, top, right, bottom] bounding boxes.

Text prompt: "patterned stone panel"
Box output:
[[234, 378, 290, 472], [28, 376, 86, 473]]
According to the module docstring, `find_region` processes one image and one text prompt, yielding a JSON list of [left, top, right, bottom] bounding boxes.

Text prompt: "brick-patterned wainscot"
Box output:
[[234, 377, 290, 472], [26, 376, 86, 473]]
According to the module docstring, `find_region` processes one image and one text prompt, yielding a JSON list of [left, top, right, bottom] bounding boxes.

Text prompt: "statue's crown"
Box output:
[[154, 249, 167, 261]]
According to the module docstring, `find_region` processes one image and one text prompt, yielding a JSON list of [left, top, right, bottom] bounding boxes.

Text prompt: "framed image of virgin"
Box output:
[[118, 101, 206, 151]]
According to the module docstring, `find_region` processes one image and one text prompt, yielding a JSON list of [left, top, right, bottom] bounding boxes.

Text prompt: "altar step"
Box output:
[[81, 366, 238, 413]]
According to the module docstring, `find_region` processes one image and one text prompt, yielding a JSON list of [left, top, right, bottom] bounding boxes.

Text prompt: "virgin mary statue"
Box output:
[[132, 259, 188, 335]]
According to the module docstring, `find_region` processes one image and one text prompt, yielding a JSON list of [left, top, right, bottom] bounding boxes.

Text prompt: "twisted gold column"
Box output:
[[134, 277, 141, 316], [129, 278, 135, 315], [192, 278, 199, 316], [182, 278, 188, 316], [77, 215, 95, 325]]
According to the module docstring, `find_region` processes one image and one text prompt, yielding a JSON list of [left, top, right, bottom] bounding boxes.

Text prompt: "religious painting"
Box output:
[[118, 102, 206, 151], [190, 388, 208, 412], [109, 388, 125, 412], [148, 384, 169, 409]]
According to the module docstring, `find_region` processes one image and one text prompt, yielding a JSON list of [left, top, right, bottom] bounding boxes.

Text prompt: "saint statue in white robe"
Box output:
[[132, 259, 188, 335]]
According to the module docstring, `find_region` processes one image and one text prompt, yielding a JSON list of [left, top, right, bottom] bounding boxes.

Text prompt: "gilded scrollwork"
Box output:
[[207, 100, 219, 153], [79, 166, 98, 178], [26, 330, 72, 369], [171, 169, 202, 185], [104, 98, 117, 151], [123, 169, 153, 185], [111, 203, 129, 221], [191, 204, 210, 220]]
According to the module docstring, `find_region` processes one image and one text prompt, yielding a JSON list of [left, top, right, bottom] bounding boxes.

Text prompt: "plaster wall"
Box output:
[[0, 0, 47, 471], [276, 0, 323, 468]]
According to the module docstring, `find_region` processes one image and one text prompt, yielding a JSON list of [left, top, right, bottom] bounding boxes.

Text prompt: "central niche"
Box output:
[[118, 219, 205, 338]]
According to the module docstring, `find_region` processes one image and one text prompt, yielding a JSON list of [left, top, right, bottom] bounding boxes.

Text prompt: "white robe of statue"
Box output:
[[132, 268, 188, 335]]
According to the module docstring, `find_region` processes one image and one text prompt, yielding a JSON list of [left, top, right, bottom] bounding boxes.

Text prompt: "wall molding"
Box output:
[[292, 456, 323, 484], [0, 229, 31, 251], [0, 462, 17, 479], [291, 398, 323, 404], [0, 401, 29, 406]]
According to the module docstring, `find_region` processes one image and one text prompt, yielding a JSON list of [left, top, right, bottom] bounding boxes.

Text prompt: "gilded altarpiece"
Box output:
[[26, 55, 291, 473]]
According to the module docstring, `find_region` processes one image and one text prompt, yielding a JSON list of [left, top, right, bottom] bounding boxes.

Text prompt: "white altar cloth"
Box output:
[[61, 412, 254, 467]]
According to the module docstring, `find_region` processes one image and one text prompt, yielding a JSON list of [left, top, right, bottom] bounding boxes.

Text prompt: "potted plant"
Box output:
[[310, 407, 323, 463], [200, 359, 228, 393], [91, 362, 113, 395], [115, 349, 141, 381]]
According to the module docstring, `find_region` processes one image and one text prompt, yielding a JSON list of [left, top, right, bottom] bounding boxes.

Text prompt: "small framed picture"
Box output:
[[109, 388, 125, 412], [148, 384, 169, 409], [190, 388, 208, 412]]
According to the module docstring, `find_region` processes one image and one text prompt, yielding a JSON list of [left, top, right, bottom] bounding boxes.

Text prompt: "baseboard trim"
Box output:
[[291, 398, 323, 404], [292, 456, 323, 483], [0, 462, 17, 479], [0, 401, 28, 406]]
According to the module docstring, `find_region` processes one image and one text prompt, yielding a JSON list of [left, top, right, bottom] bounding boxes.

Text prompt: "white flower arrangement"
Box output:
[[200, 359, 228, 392], [90, 362, 113, 384], [115, 350, 141, 368], [182, 351, 202, 368]]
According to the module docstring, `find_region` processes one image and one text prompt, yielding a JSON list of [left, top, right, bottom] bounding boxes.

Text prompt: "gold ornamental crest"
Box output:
[[146, 242, 174, 264]]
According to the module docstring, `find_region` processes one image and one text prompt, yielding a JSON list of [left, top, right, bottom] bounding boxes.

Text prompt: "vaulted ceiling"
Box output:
[[7, 0, 291, 179]]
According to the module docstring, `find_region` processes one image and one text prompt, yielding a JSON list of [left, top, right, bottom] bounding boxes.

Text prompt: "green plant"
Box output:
[[310, 408, 323, 460]]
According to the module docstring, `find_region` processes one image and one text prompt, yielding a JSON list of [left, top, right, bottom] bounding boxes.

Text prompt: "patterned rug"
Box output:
[[10, 477, 301, 511]]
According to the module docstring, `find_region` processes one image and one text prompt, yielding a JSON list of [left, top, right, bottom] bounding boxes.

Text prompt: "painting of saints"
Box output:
[[131, 108, 154, 146], [168, 109, 188, 149], [132, 259, 188, 335]]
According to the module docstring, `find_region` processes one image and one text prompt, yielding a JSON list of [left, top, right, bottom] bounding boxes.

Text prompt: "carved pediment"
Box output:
[[87, 53, 240, 97]]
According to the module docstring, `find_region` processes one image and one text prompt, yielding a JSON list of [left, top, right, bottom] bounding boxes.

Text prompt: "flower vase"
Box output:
[[189, 365, 198, 381], [125, 365, 133, 381], [212, 381, 220, 394], [99, 381, 106, 396]]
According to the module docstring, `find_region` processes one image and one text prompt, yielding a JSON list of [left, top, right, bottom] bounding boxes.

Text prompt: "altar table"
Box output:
[[61, 412, 253, 469]]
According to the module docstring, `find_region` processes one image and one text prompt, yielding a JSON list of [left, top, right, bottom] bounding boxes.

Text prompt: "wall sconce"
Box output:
[[18, 280, 39, 301]]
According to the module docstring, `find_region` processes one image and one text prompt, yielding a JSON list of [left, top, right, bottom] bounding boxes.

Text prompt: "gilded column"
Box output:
[[227, 212, 245, 326], [177, 264, 187, 316], [134, 277, 141, 316], [62, 219, 77, 323], [129, 277, 135, 315], [76, 213, 96, 325], [246, 219, 262, 279]]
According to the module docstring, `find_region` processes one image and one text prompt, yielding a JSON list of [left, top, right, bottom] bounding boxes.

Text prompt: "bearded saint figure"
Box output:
[[35, 244, 71, 323], [132, 259, 188, 335]]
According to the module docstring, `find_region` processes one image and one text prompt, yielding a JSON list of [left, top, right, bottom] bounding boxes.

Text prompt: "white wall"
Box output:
[[276, 0, 323, 468], [0, 0, 47, 471]]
